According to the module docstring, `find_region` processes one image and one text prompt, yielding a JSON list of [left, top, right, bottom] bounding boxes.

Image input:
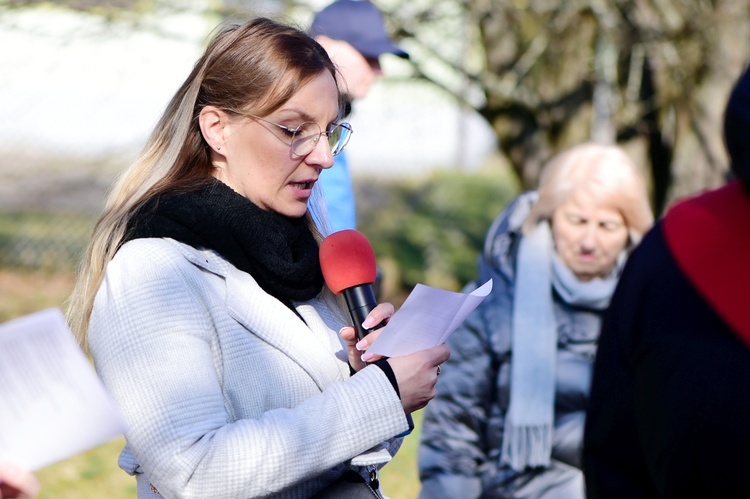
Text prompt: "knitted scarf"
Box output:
[[124, 179, 324, 307], [501, 221, 619, 471]]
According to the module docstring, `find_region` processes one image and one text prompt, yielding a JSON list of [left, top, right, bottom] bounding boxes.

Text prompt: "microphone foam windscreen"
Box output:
[[319, 229, 377, 294]]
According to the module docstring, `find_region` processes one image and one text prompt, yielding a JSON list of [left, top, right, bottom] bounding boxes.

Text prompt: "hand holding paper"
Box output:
[[367, 279, 493, 357]]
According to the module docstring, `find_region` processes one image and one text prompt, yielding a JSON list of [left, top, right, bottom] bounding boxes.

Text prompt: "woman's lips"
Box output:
[[289, 180, 316, 199]]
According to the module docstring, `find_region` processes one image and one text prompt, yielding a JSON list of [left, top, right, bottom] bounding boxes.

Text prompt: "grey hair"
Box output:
[[522, 141, 654, 242]]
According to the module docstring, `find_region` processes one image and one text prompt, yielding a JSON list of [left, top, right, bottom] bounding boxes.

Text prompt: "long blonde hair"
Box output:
[[67, 18, 341, 347], [522, 142, 654, 241]]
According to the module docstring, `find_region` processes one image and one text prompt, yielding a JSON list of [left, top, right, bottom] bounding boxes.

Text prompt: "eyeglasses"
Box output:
[[246, 114, 353, 157]]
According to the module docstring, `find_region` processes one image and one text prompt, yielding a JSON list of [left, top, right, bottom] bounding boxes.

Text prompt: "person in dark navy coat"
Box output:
[[583, 65, 750, 498]]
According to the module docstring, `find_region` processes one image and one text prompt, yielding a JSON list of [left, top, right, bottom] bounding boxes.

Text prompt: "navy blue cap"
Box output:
[[311, 0, 408, 59]]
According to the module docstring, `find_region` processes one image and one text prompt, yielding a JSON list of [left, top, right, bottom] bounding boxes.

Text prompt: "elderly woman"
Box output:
[[67, 17, 448, 499], [418, 142, 653, 499]]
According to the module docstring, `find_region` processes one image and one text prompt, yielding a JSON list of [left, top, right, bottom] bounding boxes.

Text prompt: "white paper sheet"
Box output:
[[0, 308, 126, 470], [367, 279, 493, 357]]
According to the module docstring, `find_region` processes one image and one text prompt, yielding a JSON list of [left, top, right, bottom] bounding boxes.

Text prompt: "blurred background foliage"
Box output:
[[377, 0, 750, 215], [8, 0, 750, 215], [357, 163, 519, 294], [0, 165, 519, 294]]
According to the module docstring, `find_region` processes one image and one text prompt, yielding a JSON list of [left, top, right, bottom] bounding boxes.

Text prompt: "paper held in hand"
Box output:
[[0, 308, 126, 470], [367, 278, 493, 357]]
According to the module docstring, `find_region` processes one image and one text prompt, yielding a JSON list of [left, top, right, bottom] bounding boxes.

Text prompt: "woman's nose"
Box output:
[[580, 225, 597, 251], [306, 136, 334, 169]]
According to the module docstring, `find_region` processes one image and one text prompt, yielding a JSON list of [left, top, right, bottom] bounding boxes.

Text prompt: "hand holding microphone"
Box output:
[[319, 229, 383, 343], [319, 230, 450, 418], [337, 305, 392, 372]]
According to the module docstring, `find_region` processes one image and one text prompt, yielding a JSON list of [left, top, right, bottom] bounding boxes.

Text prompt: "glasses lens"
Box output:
[[329, 123, 352, 156], [291, 122, 322, 156]]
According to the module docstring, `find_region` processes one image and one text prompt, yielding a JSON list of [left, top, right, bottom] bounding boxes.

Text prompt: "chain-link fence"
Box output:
[[0, 151, 119, 273], [0, 212, 95, 272]]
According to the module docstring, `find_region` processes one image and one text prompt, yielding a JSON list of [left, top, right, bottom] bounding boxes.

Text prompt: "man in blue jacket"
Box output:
[[310, 0, 408, 234]]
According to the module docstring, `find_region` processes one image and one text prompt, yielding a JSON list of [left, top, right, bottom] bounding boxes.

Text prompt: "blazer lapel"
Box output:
[[223, 265, 347, 391]]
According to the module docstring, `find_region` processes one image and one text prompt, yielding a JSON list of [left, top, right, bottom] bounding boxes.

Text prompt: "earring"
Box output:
[[217, 146, 221, 151]]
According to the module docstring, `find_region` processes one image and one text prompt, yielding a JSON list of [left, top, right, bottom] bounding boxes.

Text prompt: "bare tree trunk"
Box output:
[[665, 0, 750, 207]]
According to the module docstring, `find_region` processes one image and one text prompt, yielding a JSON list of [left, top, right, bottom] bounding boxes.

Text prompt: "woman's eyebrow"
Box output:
[[277, 108, 339, 124]]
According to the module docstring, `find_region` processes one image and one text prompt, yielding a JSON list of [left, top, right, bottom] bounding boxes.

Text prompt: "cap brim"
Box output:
[[354, 40, 409, 59]]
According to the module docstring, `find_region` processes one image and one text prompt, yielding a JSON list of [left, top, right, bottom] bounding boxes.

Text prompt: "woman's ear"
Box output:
[[199, 106, 226, 154]]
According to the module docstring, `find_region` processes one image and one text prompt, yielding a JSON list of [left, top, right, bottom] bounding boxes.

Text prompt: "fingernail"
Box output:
[[339, 327, 348, 336], [362, 317, 375, 329], [361, 352, 374, 362], [355, 339, 367, 351]]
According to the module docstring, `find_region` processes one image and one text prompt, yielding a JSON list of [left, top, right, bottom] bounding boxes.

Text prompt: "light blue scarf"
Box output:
[[501, 222, 620, 471]]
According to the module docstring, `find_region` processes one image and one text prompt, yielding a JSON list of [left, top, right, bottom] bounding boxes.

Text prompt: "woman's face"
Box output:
[[550, 191, 629, 281], [214, 71, 339, 218]]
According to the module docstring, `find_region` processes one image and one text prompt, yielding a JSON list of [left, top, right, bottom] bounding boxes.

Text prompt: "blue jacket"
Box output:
[[318, 152, 357, 234]]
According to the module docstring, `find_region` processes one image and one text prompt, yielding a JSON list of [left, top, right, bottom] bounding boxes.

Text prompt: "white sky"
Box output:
[[0, 7, 208, 157]]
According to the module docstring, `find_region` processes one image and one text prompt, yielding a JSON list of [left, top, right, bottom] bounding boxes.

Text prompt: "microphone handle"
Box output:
[[343, 284, 380, 341], [342, 284, 414, 437]]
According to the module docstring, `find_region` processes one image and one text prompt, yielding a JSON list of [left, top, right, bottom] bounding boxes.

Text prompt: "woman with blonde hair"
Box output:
[[418, 141, 653, 499], [68, 17, 448, 498]]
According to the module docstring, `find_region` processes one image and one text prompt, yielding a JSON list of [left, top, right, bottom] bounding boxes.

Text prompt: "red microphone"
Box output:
[[321, 229, 415, 436], [319, 229, 380, 341]]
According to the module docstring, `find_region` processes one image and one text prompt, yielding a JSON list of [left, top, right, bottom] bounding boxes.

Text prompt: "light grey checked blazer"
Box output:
[[89, 238, 408, 498]]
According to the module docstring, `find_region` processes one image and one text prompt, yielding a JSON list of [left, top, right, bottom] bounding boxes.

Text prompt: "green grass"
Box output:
[[381, 410, 425, 499], [35, 438, 136, 499]]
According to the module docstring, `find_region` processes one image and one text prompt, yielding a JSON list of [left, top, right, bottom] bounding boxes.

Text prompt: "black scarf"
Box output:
[[124, 179, 324, 306]]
